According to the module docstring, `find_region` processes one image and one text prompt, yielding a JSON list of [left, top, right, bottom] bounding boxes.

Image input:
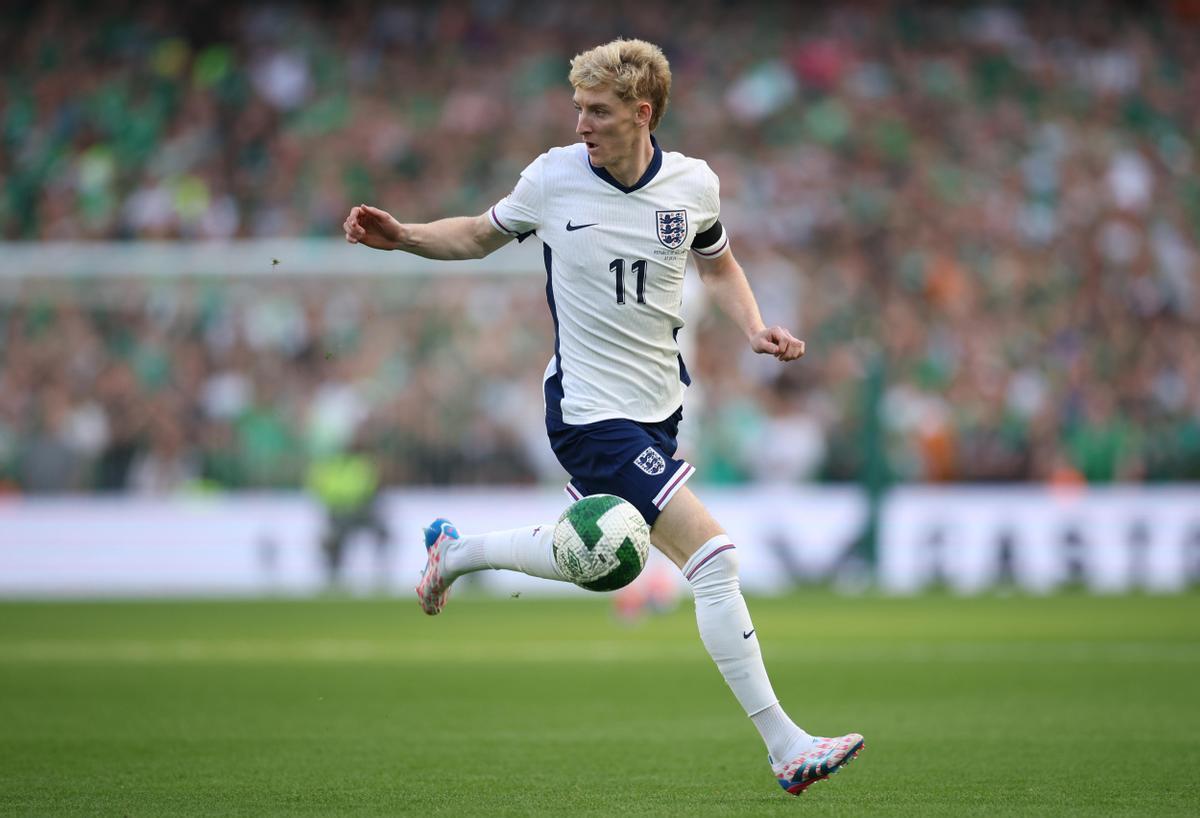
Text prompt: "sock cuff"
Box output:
[[747, 700, 782, 719], [682, 534, 735, 582]]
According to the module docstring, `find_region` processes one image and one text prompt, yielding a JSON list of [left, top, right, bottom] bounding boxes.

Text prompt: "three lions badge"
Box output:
[[656, 210, 687, 249], [634, 446, 667, 476]]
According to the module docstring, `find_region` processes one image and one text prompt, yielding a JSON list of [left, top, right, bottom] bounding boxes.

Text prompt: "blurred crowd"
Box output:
[[2, 0, 1199, 493]]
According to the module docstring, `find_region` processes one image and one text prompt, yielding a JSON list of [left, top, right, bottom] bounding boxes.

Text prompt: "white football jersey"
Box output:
[[489, 138, 730, 426]]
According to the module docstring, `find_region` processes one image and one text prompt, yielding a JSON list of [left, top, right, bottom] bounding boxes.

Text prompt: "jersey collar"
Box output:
[[588, 135, 663, 194]]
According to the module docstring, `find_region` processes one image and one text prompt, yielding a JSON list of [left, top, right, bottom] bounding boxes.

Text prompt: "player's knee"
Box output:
[[709, 544, 740, 576], [686, 542, 741, 600]]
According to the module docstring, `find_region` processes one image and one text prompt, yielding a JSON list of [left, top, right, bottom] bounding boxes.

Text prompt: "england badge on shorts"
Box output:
[[656, 210, 687, 249], [634, 446, 667, 476]]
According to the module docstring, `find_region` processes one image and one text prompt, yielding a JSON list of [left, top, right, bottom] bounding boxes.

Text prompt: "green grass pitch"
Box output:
[[1, 592, 1198, 816]]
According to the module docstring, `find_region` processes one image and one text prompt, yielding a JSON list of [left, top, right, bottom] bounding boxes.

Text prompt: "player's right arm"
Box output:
[[346, 153, 544, 259], [343, 205, 512, 260]]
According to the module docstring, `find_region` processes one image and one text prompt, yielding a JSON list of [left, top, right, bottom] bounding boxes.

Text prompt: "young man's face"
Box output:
[[573, 84, 648, 167]]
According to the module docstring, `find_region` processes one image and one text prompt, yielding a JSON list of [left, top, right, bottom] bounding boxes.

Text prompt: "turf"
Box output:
[[1, 592, 1198, 816]]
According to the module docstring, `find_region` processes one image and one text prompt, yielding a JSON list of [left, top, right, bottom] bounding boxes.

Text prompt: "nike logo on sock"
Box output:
[[743, 629, 755, 639], [566, 221, 597, 231]]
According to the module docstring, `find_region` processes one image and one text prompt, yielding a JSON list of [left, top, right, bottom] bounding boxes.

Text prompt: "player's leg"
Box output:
[[651, 487, 806, 749], [415, 520, 567, 615], [652, 486, 864, 794], [443, 523, 564, 581], [416, 412, 623, 614], [644, 483, 721, 567], [419, 410, 658, 611]]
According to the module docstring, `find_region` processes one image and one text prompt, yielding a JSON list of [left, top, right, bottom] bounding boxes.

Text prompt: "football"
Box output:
[[552, 494, 651, 591]]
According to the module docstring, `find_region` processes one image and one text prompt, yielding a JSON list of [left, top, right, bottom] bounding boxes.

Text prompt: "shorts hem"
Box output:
[[652, 461, 695, 510]]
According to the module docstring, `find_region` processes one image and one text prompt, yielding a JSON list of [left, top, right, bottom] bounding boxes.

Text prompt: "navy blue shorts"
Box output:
[[546, 407, 695, 526]]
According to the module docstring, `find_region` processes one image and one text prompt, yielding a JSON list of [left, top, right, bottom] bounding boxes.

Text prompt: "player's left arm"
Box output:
[[693, 249, 805, 362]]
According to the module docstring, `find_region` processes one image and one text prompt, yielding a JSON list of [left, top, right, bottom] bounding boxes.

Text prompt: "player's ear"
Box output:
[[636, 100, 652, 128]]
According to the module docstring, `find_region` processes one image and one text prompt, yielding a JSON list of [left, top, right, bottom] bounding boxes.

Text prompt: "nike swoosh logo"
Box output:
[[743, 630, 755, 639], [566, 221, 597, 231]]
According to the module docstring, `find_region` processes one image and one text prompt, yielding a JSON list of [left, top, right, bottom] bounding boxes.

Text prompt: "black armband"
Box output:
[[691, 219, 723, 250]]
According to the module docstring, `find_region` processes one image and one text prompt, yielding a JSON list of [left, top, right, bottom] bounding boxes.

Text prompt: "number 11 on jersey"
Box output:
[[610, 258, 647, 305]]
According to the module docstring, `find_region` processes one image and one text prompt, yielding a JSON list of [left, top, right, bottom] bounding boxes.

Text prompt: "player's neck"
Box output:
[[601, 134, 655, 188]]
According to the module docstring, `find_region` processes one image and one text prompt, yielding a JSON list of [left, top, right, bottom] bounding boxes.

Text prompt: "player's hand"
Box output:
[[751, 326, 805, 362], [344, 204, 405, 250]]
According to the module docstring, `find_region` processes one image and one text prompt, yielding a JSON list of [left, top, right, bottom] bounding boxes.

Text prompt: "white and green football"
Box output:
[[552, 494, 651, 591]]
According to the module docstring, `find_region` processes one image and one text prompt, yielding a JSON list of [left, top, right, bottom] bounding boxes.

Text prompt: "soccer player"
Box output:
[[343, 38, 863, 795]]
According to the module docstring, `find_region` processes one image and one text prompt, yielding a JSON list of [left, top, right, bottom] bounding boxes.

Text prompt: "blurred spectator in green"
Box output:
[[1, 0, 1197, 489], [305, 437, 390, 589]]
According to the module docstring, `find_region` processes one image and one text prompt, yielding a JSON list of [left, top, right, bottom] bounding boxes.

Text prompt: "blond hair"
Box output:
[[569, 39, 672, 131]]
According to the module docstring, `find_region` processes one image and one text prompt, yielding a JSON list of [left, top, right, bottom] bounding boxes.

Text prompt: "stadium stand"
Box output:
[[1, 1, 1198, 491]]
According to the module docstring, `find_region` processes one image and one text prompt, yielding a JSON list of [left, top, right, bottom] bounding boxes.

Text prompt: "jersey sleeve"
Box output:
[[489, 154, 545, 241], [691, 164, 729, 259]]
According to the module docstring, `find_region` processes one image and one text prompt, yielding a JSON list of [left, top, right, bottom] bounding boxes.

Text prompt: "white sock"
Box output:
[[752, 704, 815, 767], [442, 524, 566, 582], [684, 535, 810, 761]]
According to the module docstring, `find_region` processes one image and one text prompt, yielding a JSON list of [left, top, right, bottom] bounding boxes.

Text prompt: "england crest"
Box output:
[[656, 210, 688, 250], [634, 446, 667, 476]]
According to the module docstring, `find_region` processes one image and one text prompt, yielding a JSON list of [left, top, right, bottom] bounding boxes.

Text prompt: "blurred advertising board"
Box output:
[[878, 485, 1200, 594], [0, 486, 1195, 596]]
